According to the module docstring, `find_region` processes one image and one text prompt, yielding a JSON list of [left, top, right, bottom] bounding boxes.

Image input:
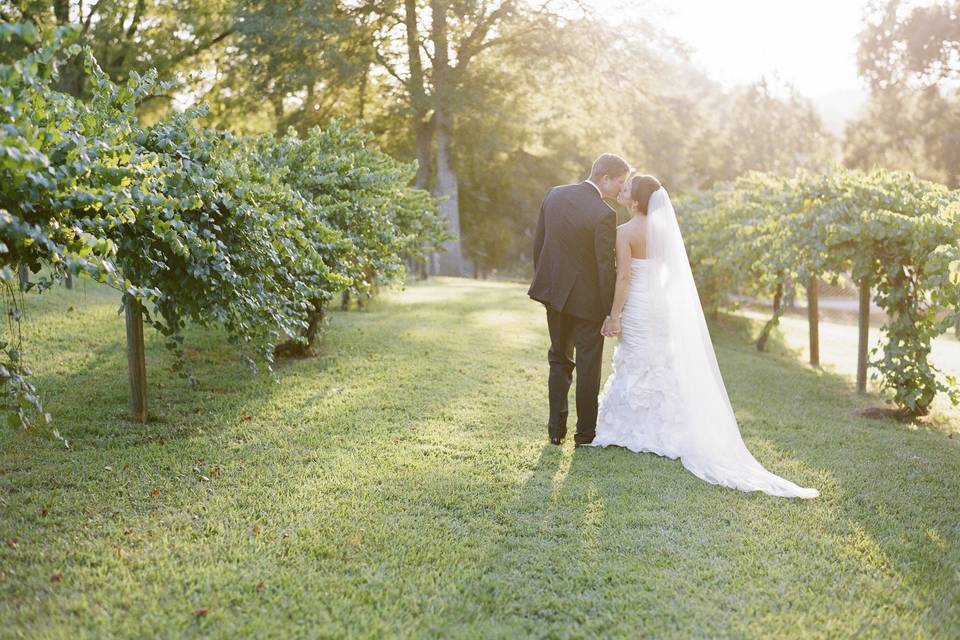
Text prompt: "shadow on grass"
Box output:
[[1, 278, 957, 637], [429, 302, 959, 636]]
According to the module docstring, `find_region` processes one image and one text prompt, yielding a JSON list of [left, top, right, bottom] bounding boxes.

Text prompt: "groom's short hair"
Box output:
[[589, 153, 630, 182]]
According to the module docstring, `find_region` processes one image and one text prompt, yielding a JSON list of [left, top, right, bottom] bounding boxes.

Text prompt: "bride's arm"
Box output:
[[606, 229, 633, 335]]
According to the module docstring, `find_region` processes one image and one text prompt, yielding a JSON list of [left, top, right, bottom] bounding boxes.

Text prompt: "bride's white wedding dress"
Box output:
[[589, 189, 819, 499]]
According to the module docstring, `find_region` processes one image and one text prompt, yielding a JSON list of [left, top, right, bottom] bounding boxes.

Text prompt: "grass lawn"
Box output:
[[740, 308, 960, 425], [1, 277, 958, 638]]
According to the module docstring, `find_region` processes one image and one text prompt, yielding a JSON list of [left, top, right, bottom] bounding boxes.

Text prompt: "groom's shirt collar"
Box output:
[[584, 179, 603, 199]]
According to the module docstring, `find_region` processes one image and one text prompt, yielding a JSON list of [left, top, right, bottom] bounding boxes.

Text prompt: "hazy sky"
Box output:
[[589, 0, 875, 98]]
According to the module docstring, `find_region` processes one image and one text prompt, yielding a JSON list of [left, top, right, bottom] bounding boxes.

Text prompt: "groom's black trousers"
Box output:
[[545, 308, 605, 444]]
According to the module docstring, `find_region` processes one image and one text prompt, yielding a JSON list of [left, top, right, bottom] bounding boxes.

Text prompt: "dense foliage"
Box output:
[[677, 167, 960, 415], [0, 22, 445, 427], [846, 0, 960, 188], [0, 23, 123, 428], [1, 1, 838, 277]]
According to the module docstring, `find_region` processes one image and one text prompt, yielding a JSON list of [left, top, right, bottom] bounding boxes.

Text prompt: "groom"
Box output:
[[528, 153, 629, 445]]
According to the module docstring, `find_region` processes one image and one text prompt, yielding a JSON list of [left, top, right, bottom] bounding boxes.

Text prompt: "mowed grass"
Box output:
[[1, 277, 958, 639], [740, 308, 960, 425]]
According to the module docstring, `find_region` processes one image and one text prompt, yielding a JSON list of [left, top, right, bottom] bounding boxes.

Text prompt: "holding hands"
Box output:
[[601, 315, 621, 338]]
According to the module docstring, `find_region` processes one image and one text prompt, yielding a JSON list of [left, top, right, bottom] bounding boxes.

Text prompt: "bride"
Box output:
[[589, 174, 819, 499]]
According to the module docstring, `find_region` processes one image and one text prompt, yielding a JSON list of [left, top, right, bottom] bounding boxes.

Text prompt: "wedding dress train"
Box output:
[[589, 189, 819, 499]]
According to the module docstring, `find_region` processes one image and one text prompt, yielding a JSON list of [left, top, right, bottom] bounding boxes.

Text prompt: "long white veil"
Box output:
[[646, 188, 819, 499]]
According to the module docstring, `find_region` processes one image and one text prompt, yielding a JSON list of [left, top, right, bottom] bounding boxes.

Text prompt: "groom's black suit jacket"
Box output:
[[528, 182, 617, 322]]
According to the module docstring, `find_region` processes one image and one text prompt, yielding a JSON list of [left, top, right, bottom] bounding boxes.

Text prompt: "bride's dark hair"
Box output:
[[629, 174, 662, 214]]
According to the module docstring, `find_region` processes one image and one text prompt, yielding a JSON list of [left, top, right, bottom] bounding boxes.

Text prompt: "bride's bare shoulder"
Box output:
[[616, 218, 643, 235]]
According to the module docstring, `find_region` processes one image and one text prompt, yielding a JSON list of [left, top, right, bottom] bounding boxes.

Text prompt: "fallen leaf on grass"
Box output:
[[150, 488, 159, 498], [241, 415, 252, 422], [193, 608, 208, 618], [51, 572, 63, 582], [256, 581, 265, 593], [5, 539, 17, 549], [251, 525, 260, 535]]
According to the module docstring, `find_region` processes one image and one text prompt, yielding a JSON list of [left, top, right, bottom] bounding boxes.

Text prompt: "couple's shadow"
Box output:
[[518, 440, 683, 503], [508, 439, 726, 553], [459, 442, 694, 618], [507, 441, 685, 555]]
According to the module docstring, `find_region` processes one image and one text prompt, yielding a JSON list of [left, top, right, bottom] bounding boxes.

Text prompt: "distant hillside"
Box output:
[[812, 88, 869, 138]]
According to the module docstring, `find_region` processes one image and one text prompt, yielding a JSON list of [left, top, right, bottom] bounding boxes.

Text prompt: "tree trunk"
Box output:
[[955, 305, 959, 338], [432, 109, 464, 276], [857, 279, 871, 393], [404, 0, 438, 277], [756, 281, 784, 352], [357, 63, 369, 122], [415, 115, 435, 277], [275, 300, 326, 358], [65, 272, 74, 290], [18, 264, 29, 289], [300, 301, 325, 350], [404, 0, 433, 192], [430, 0, 465, 277], [271, 93, 286, 135], [413, 115, 434, 191], [53, 0, 86, 98], [807, 276, 819, 367], [124, 295, 148, 423]]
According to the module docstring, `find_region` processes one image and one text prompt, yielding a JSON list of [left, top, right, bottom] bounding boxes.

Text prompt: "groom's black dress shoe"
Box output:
[[549, 435, 564, 445]]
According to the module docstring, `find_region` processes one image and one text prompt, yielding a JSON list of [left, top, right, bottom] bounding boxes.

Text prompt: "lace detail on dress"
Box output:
[[589, 258, 819, 499], [593, 342, 684, 458], [592, 260, 685, 458], [588, 195, 819, 499]]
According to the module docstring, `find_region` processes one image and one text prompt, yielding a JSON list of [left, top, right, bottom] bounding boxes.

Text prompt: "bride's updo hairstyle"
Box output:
[[629, 174, 662, 214]]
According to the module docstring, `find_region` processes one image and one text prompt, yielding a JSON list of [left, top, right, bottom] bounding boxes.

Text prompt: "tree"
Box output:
[[0, 21, 443, 427], [680, 165, 960, 416], [373, 0, 564, 276], [2, 0, 235, 122], [212, 0, 378, 135], [846, 0, 960, 187], [857, 0, 960, 90]]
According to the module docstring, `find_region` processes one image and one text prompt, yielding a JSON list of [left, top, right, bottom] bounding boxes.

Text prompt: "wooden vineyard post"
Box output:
[[755, 281, 784, 352], [808, 276, 819, 367], [125, 295, 148, 422], [856, 278, 870, 393]]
